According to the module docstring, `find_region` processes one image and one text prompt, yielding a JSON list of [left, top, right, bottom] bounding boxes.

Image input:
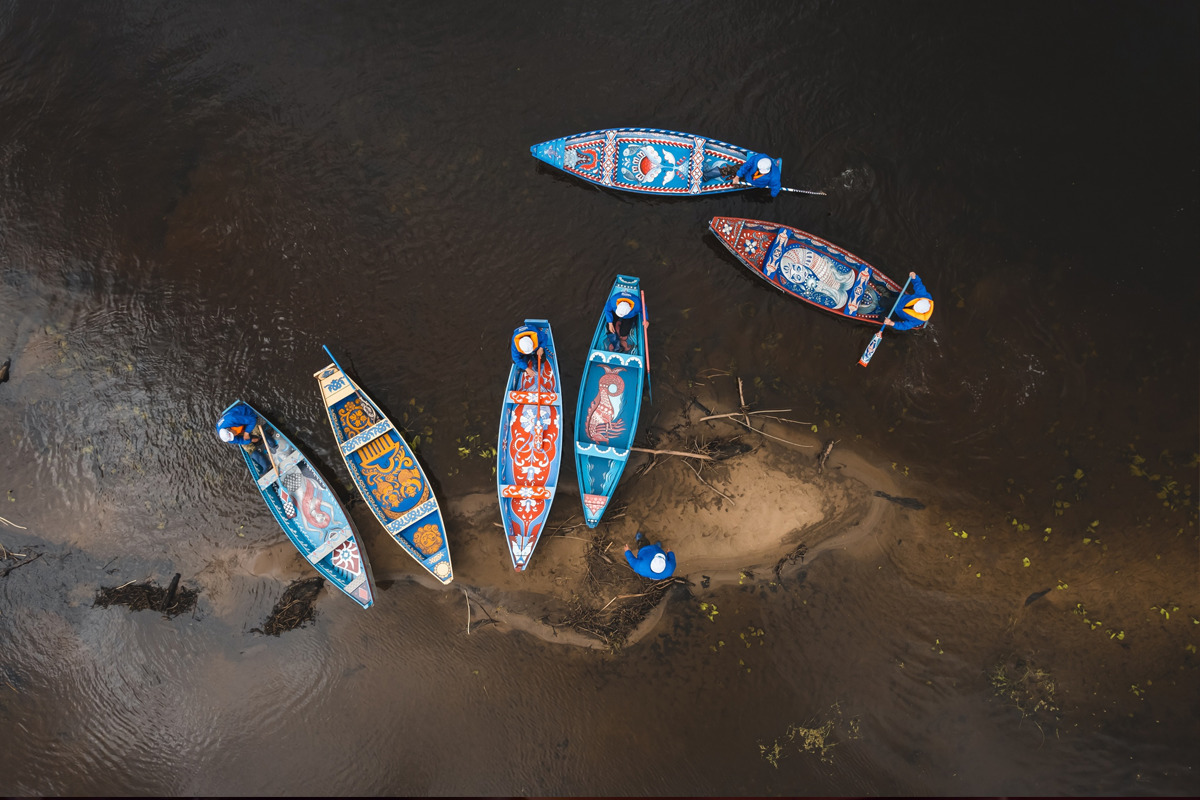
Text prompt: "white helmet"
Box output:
[[616, 299, 634, 318], [911, 298, 932, 315], [650, 553, 667, 573], [218, 428, 234, 442], [756, 157, 772, 174], [517, 334, 536, 354]]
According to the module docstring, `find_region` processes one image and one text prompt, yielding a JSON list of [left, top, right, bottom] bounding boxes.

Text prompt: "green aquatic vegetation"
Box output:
[[759, 704, 859, 767], [699, 602, 719, 622], [1023, 557, 1031, 568], [1151, 604, 1180, 621]]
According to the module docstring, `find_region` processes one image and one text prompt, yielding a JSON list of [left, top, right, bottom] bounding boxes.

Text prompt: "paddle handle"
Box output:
[[779, 186, 827, 197], [641, 289, 652, 404], [858, 275, 914, 367]]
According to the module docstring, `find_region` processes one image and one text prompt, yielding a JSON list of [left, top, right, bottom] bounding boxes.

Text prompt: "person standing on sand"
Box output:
[[624, 532, 676, 579]]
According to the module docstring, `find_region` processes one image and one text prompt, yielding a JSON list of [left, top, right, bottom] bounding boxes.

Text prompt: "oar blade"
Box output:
[[858, 331, 883, 367]]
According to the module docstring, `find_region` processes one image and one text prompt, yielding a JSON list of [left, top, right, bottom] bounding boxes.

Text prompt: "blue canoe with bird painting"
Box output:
[[531, 127, 772, 196], [708, 216, 907, 325], [314, 348, 454, 585], [574, 276, 647, 527], [220, 399, 375, 609], [496, 319, 564, 571]]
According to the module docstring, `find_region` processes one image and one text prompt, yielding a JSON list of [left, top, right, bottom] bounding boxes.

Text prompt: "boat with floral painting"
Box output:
[[219, 399, 374, 608], [496, 319, 563, 571], [531, 127, 777, 196], [313, 347, 453, 585], [708, 216, 906, 325]]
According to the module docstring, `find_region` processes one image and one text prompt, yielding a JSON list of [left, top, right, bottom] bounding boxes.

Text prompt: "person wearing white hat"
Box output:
[[602, 290, 642, 353], [732, 151, 782, 197], [623, 531, 676, 579], [215, 402, 272, 474], [883, 272, 935, 331], [510, 324, 545, 377]]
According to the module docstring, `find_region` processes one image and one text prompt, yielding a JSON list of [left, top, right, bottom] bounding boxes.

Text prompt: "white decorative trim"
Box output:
[[384, 499, 438, 535], [339, 420, 395, 455]]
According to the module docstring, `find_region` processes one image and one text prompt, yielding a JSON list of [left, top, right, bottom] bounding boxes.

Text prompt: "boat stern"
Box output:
[[530, 137, 566, 169]]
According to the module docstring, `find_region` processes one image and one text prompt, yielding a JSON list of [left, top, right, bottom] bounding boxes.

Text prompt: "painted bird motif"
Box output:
[[585, 366, 627, 443]]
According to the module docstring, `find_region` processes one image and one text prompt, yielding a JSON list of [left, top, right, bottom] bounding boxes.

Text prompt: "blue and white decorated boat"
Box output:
[[219, 399, 374, 609], [314, 347, 454, 585], [496, 320, 563, 571], [709, 216, 906, 325], [531, 127, 770, 196], [574, 276, 647, 527]]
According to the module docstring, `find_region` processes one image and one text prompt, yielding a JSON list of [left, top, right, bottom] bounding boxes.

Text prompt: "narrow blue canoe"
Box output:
[[574, 275, 647, 527], [531, 127, 769, 196], [314, 348, 454, 585], [219, 399, 375, 609], [496, 320, 564, 571]]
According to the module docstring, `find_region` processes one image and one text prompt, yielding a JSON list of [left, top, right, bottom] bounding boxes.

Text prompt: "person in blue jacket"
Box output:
[[624, 532, 676, 579], [733, 153, 782, 197], [511, 325, 545, 377], [883, 272, 934, 331], [603, 291, 641, 353], [215, 402, 272, 475]]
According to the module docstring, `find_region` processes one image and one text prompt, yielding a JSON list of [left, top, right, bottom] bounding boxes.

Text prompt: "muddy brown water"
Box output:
[[1, 1, 1197, 795]]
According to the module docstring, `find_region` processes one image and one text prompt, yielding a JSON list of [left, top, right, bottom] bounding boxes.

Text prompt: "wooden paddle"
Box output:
[[641, 289, 652, 403], [532, 345, 543, 453], [858, 275, 914, 367], [724, 164, 826, 196]]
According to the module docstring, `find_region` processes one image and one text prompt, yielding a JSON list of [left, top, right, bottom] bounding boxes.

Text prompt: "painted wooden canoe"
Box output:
[[313, 348, 453, 585], [709, 216, 907, 325], [531, 127, 771, 196], [219, 399, 374, 609], [496, 319, 563, 571], [574, 275, 646, 527]]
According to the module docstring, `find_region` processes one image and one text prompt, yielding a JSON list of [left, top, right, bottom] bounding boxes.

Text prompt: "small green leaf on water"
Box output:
[[1186, 644, 1197, 653], [1074, 468, 1085, 479], [1023, 557, 1031, 567], [811, 424, 818, 433], [1083, 538, 1092, 544]]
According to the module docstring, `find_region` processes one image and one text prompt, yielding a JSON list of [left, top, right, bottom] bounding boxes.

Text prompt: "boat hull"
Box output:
[[496, 320, 563, 571], [220, 400, 374, 609], [573, 276, 646, 527], [314, 354, 454, 584], [531, 127, 761, 196], [709, 216, 905, 325]]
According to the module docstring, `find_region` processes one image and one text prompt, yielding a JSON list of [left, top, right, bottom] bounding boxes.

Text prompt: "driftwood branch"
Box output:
[[0, 552, 42, 578], [0, 517, 27, 530], [631, 446, 714, 461], [698, 409, 797, 422], [687, 461, 735, 504]]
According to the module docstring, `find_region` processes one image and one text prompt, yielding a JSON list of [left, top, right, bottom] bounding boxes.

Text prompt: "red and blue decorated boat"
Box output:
[[496, 319, 563, 571], [574, 275, 647, 527], [709, 216, 907, 325], [314, 347, 454, 585], [219, 399, 374, 609], [531, 127, 772, 196]]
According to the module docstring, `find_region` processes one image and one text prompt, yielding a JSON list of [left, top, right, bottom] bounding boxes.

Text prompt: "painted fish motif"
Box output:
[[585, 366, 627, 443]]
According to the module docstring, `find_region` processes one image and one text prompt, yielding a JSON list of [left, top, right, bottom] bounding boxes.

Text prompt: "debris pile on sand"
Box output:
[[94, 573, 197, 617], [257, 577, 324, 635]]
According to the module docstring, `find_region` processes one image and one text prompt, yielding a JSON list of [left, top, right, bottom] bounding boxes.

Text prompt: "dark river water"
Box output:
[[2, 1, 1197, 795]]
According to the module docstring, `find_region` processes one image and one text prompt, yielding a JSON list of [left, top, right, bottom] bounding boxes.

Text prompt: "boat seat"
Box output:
[[507, 390, 559, 406], [500, 484, 553, 499], [306, 527, 355, 564], [338, 420, 396, 456]]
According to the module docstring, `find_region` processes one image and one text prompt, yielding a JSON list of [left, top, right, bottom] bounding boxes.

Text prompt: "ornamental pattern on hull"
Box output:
[[500, 343, 561, 570], [710, 217, 903, 325]]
